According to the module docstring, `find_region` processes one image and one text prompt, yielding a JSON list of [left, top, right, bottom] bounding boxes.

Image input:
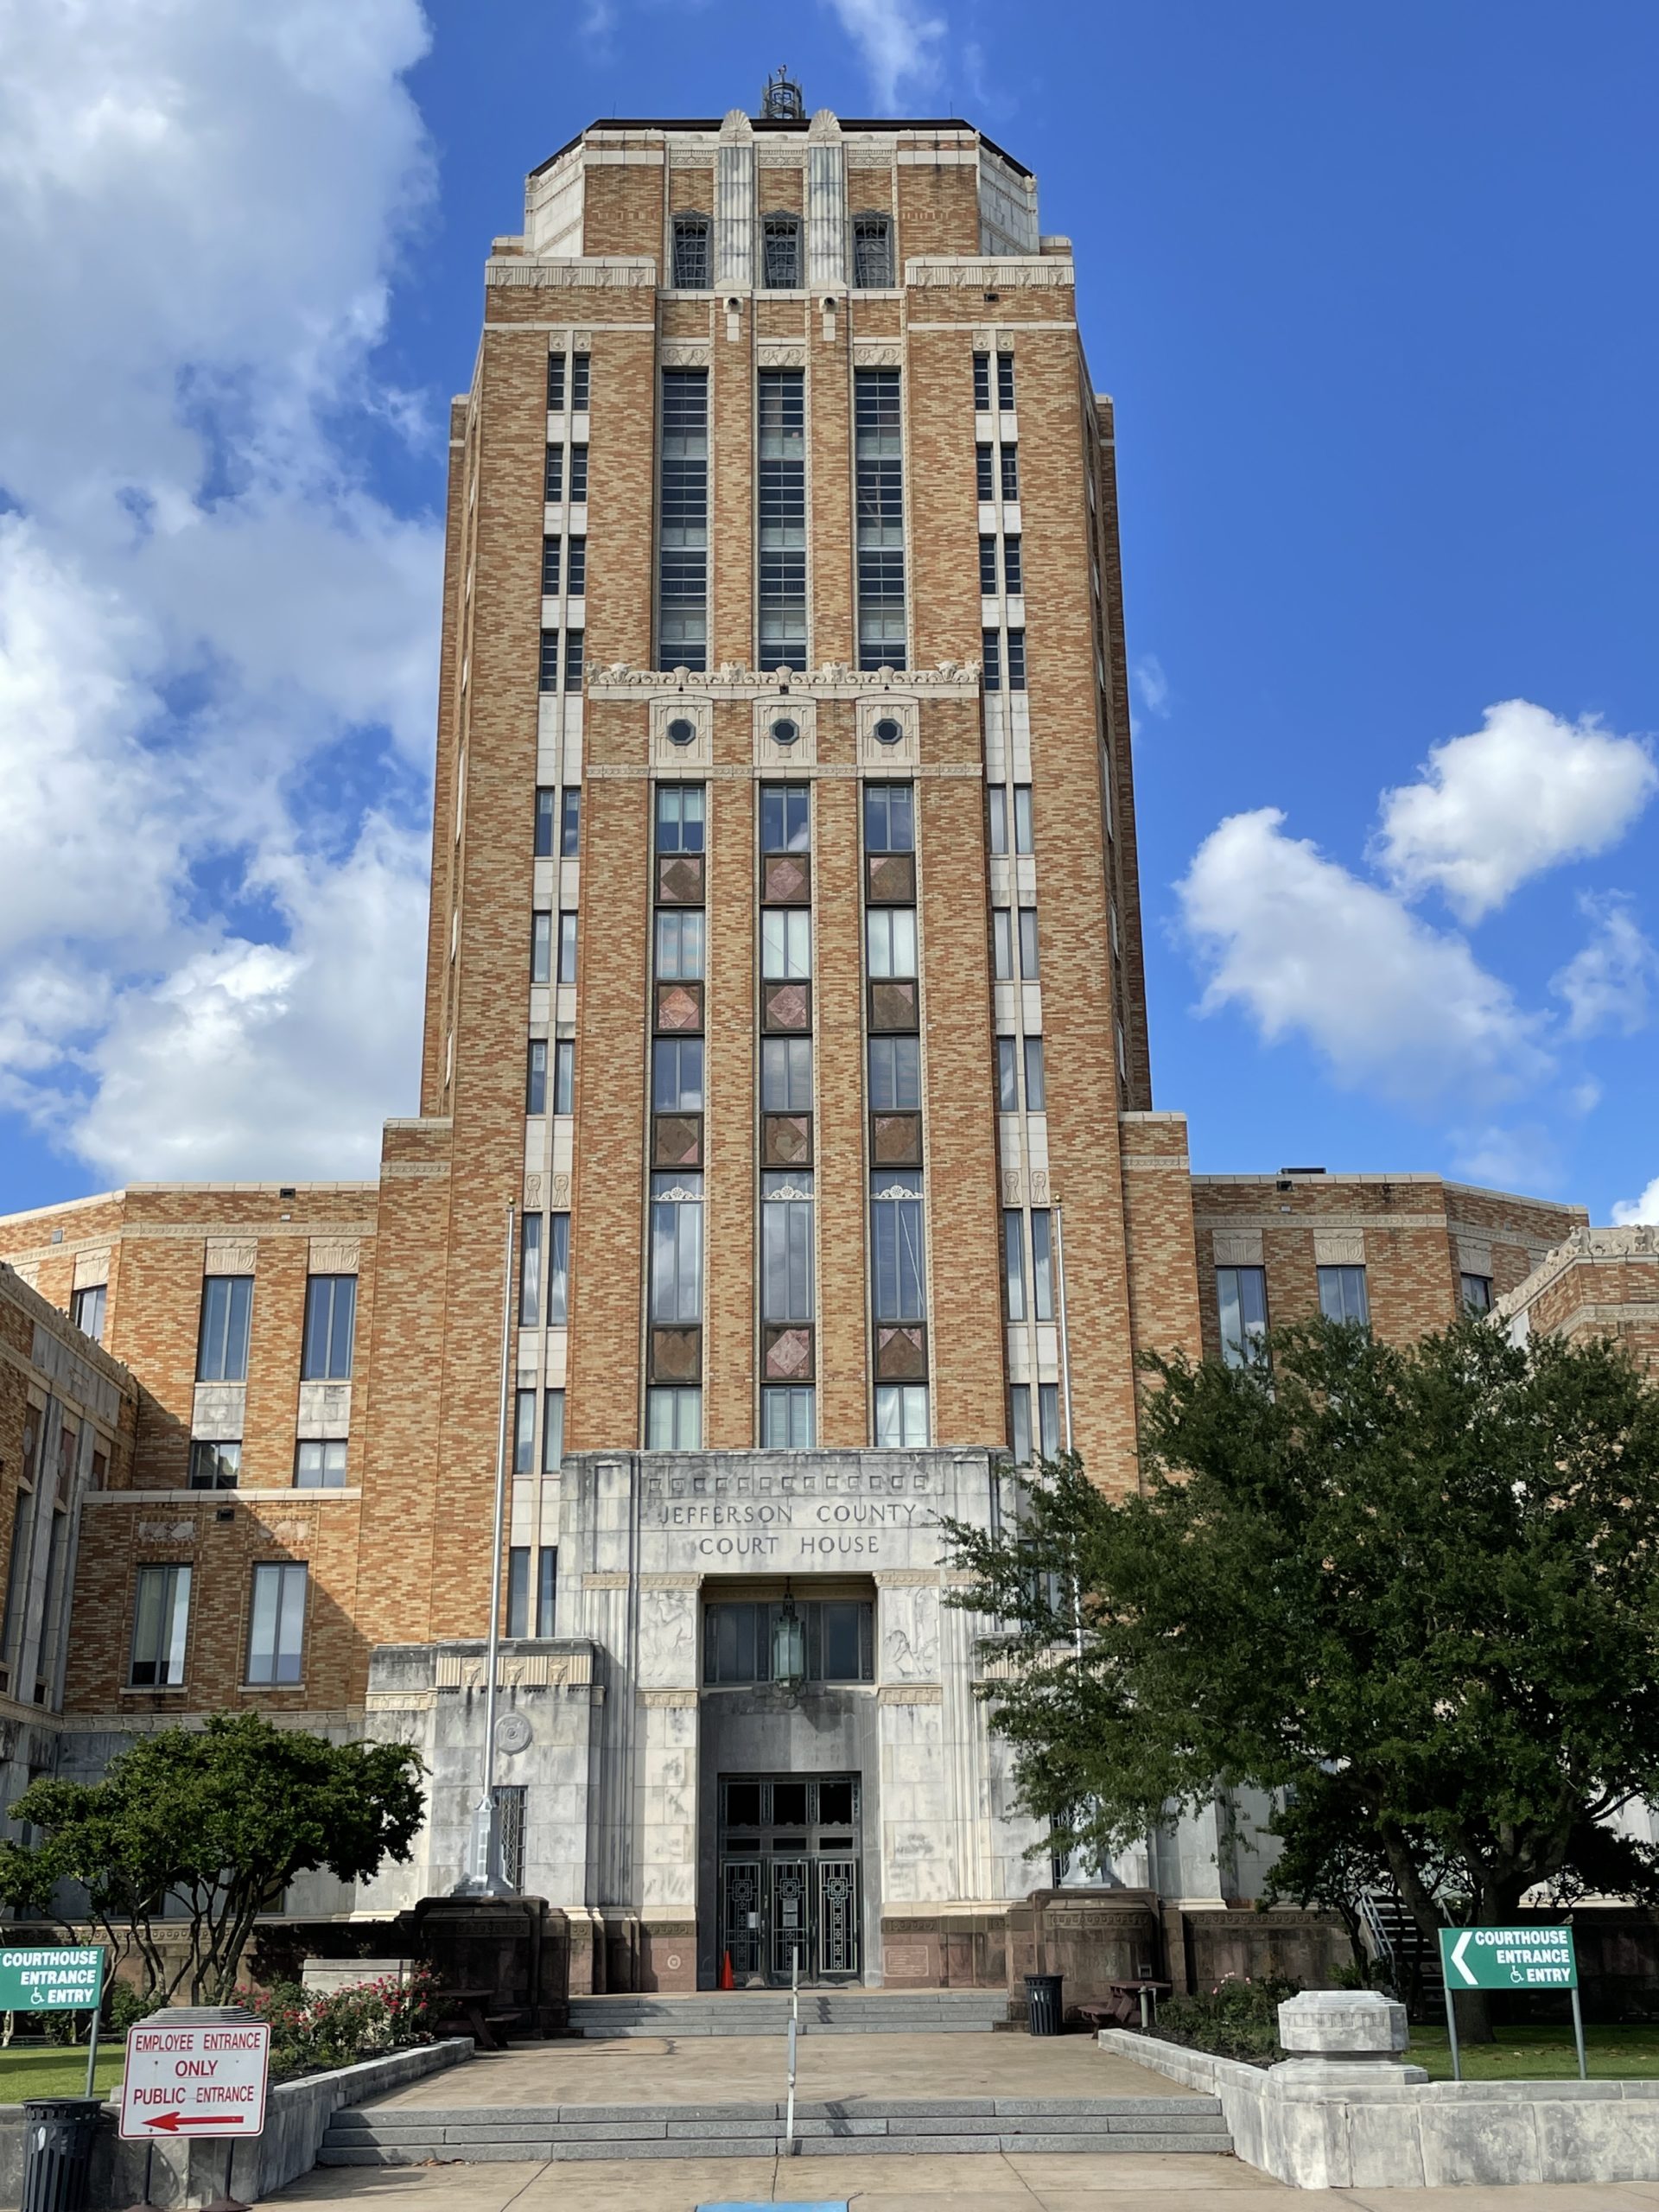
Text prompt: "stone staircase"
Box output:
[[319, 2092, 1234, 2164], [567, 1987, 1012, 2037]]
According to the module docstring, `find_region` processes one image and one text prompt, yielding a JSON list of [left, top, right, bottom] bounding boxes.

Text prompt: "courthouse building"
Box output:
[[0, 93, 1616, 1989]]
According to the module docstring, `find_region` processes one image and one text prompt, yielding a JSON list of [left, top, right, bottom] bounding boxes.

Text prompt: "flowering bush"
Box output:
[[237, 1966, 440, 2079], [1150, 1973, 1300, 2065]]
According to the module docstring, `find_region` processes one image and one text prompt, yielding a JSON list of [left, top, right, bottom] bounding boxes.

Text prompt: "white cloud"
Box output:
[[822, 0, 946, 106], [1178, 808, 1549, 1107], [1613, 1179, 1659, 1227], [0, 0, 440, 1189], [1552, 897, 1659, 1039], [1375, 699, 1656, 923], [1451, 1124, 1560, 1198], [1133, 654, 1170, 719]]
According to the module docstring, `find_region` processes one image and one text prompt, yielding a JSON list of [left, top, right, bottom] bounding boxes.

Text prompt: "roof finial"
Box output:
[[760, 65, 805, 121]]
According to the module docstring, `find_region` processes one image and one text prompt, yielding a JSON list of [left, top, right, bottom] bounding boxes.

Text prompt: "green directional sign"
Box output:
[[0, 1945, 105, 2012], [1439, 1923, 1577, 1992]]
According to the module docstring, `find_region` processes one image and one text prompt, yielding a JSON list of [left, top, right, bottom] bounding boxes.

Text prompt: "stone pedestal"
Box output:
[[1273, 1988, 1427, 2086]]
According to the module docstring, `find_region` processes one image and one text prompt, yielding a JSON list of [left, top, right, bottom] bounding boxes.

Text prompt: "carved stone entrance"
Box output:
[[715, 1772, 861, 1984]]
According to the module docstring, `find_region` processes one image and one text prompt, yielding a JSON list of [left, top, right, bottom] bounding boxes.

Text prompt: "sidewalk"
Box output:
[[270, 2151, 1659, 2209]]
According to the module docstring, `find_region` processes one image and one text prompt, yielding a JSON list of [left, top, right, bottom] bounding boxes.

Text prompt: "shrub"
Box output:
[[236, 1967, 440, 2081], [1152, 1973, 1300, 2065]]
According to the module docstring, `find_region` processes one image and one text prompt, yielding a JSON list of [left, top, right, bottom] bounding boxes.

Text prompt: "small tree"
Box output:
[[0, 1713, 424, 2004], [943, 1318, 1659, 2038]]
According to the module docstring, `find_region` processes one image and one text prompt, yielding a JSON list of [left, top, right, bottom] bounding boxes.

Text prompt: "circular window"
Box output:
[[771, 715, 799, 746], [874, 715, 904, 746], [665, 715, 696, 747]]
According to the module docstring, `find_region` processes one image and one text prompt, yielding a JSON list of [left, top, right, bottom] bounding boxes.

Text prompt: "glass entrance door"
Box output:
[[715, 1773, 861, 1983]]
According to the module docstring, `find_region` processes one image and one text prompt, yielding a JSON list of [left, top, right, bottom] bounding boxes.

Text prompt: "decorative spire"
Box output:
[[760, 65, 805, 121]]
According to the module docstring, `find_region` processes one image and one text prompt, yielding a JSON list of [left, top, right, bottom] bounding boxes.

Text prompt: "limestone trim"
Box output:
[[582, 1572, 632, 1589], [382, 1162, 449, 1180], [1495, 1224, 1659, 1320], [874, 1569, 939, 1586], [1532, 1301, 1659, 1337], [585, 761, 982, 783], [486, 258, 658, 289], [205, 1240, 257, 1274], [1193, 1212, 1450, 1235], [1119, 1154, 1192, 1172], [81, 1488, 361, 1507], [639, 1688, 699, 1707], [1212, 1230, 1264, 1267], [639, 1572, 701, 1589], [434, 1651, 594, 1688], [586, 659, 980, 697], [1312, 1231, 1365, 1268], [878, 1682, 943, 1704], [904, 256, 1074, 289]]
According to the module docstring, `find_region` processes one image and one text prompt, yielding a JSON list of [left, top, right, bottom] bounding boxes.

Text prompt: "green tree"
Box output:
[[942, 1318, 1659, 2038], [0, 1713, 423, 2004]]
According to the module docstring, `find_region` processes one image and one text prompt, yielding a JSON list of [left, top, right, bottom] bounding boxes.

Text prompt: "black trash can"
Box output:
[[1025, 1971, 1065, 2037], [22, 2099, 102, 2212]]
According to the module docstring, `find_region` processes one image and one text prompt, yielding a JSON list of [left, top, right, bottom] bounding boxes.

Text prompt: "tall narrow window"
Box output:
[[993, 908, 1014, 980], [671, 213, 710, 290], [855, 367, 906, 671], [553, 1039, 575, 1114], [658, 370, 708, 670], [761, 213, 801, 288], [546, 353, 566, 411], [130, 1566, 191, 1688], [570, 353, 590, 410], [761, 784, 810, 852], [563, 630, 584, 688], [763, 1036, 813, 1110], [537, 1547, 558, 1636], [1217, 1265, 1269, 1368], [1018, 907, 1039, 978], [541, 535, 561, 594], [982, 629, 1001, 690], [538, 631, 560, 692], [870, 1171, 925, 1322], [865, 907, 917, 978], [762, 908, 811, 979], [1006, 628, 1027, 690], [650, 1173, 702, 1322], [513, 1390, 537, 1475], [1013, 785, 1034, 851], [543, 445, 563, 501], [548, 1214, 570, 1327], [979, 534, 998, 594], [863, 783, 913, 853], [988, 786, 1008, 855], [1023, 1035, 1046, 1109], [874, 1384, 927, 1447], [1001, 446, 1020, 503], [560, 787, 581, 855], [507, 1548, 531, 1637], [1007, 1384, 1033, 1465], [535, 786, 556, 856], [656, 909, 705, 979], [72, 1283, 106, 1343], [655, 784, 706, 852], [761, 1171, 814, 1323], [868, 1035, 919, 1109], [245, 1562, 308, 1686], [851, 213, 893, 288], [647, 1387, 702, 1448], [1319, 1265, 1370, 1329], [976, 444, 995, 500], [758, 370, 806, 669], [1002, 1210, 1027, 1320], [519, 1214, 543, 1327], [1461, 1272, 1494, 1314], [531, 912, 553, 982], [301, 1275, 356, 1382], [543, 1389, 564, 1472], [566, 536, 587, 594], [1031, 1210, 1055, 1322], [1003, 534, 1023, 593], [762, 1385, 816, 1447], [996, 353, 1016, 411], [197, 1276, 253, 1383], [557, 910, 578, 983], [569, 446, 588, 502], [996, 1036, 1019, 1111], [973, 353, 991, 411], [1038, 1382, 1061, 1458], [652, 1036, 703, 1112]]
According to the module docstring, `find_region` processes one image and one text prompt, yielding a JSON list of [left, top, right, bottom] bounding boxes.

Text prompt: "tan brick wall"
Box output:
[[580, 162, 663, 262], [895, 163, 981, 259]]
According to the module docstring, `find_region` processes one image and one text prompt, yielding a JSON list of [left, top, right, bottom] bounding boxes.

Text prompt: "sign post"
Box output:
[[1436, 1923, 1583, 2082], [0, 1946, 106, 2096], [121, 2016, 270, 2209]]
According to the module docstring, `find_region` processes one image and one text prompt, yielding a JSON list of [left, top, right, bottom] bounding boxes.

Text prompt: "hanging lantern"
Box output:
[[771, 1586, 806, 1691]]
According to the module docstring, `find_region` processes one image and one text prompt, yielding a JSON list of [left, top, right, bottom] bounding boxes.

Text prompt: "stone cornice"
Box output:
[[586, 660, 981, 701]]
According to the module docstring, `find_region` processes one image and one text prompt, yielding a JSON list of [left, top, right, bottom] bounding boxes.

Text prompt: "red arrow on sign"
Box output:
[[145, 2113, 246, 2132]]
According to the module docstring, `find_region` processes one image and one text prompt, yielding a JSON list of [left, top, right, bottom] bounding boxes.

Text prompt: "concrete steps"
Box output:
[[318, 2094, 1233, 2164], [567, 1988, 1012, 2037]]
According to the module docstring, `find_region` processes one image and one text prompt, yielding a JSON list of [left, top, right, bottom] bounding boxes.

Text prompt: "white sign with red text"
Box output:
[[119, 2021, 270, 2140]]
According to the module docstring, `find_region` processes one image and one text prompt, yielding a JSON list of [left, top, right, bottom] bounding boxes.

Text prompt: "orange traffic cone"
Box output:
[[719, 1950, 734, 1990]]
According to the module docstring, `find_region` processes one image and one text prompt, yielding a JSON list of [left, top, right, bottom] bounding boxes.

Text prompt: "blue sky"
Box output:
[[1, 0, 1656, 1223]]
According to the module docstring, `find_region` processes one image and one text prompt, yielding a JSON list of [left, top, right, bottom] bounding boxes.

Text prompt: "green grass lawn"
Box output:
[[0, 2045, 126, 2101], [1409, 2022, 1659, 2081]]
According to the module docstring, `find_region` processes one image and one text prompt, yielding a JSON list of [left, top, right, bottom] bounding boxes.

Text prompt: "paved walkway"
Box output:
[[270, 2152, 1659, 2210], [363, 2032, 1192, 2111]]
